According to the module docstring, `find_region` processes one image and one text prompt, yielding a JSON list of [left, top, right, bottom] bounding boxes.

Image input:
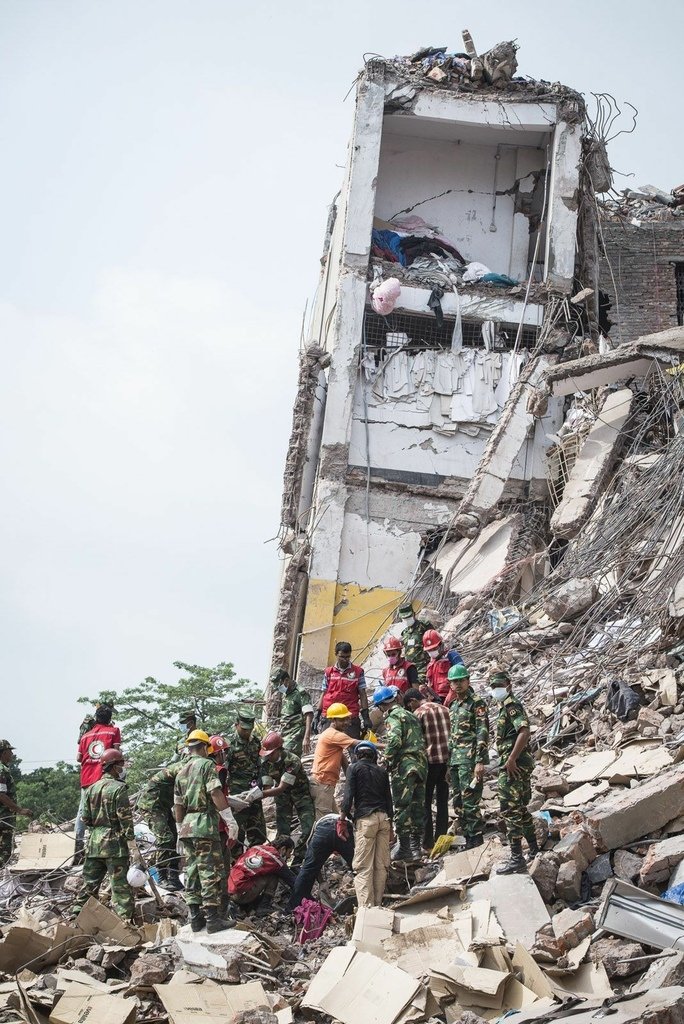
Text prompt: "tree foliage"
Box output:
[[15, 762, 81, 829], [78, 660, 262, 791]]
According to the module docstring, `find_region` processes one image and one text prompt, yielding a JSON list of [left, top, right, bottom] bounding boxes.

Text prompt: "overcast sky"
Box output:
[[1, 1, 681, 768]]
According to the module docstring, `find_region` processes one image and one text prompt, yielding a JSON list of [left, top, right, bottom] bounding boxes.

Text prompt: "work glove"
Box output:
[[176, 838, 185, 857], [219, 807, 239, 842], [227, 794, 250, 812], [246, 786, 263, 804], [361, 709, 372, 734]]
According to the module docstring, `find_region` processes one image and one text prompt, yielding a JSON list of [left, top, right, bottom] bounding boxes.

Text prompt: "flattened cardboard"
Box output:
[[430, 964, 509, 1009], [301, 945, 356, 1011], [12, 834, 75, 873], [469, 874, 550, 949], [318, 950, 421, 1024], [74, 898, 141, 947], [511, 943, 555, 1001], [154, 979, 269, 1023], [547, 961, 612, 1000], [49, 988, 136, 1024], [382, 925, 465, 977], [352, 907, 395, 953], [396, 883, 466, 908], [0, 924, 87, 974]]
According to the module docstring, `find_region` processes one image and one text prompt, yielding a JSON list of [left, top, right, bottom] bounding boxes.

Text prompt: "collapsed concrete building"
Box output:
[[270, 36, 684, 703]]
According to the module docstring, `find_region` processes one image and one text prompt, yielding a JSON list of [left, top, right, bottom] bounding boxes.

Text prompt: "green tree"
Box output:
[[15, 761, 81, 829], [78, 660, 262, 791]]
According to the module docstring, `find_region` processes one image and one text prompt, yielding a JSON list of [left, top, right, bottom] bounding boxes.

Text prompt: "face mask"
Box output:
[[118, 766, 127, 781], [427, 649, 440, 660], [388, 655, 399, 666], [403, 617, 415, 628], [277, 684, 288, 695], [491, 687, 508, 702]]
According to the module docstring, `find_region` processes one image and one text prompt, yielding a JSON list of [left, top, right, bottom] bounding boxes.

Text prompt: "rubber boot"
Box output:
[[189, 905, 206, 932], [524, 832, 540, 863], [496, 838, 527, 874], [206, 907, 236, 933], [164, 867, 183, 892], [391, 835, 413, 862], [409, 835, 424, 862]]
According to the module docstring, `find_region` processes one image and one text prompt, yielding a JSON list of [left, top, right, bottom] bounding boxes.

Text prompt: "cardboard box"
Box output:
[[154, 979, 269, 1023], [49, 989, 136, 1024], [12, 834, 75, 873]]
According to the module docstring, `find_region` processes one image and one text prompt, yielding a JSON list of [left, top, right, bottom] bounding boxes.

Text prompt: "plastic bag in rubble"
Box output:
[[606, 678, 641, 721], [371, 277, 401, 315], [661, 883, 684, 906]]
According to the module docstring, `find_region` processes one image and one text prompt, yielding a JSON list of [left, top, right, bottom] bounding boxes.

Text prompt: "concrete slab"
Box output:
[[468, 873, 550, 950], [587, 764, 684, 850]]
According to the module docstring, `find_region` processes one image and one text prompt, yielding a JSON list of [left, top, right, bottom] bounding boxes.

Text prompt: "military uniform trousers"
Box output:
[[147, 807, 178, 869], [234, 803, 267, 852], [497, 762, 535, 842], [0, 825, 14, 869], [74, 856, 133, 920], [450, 762, 484, 839], [390, 767, 426, 837], [181, 836, 224, 909], [274, 789, 315, 863], [352, 810, 391, 908]]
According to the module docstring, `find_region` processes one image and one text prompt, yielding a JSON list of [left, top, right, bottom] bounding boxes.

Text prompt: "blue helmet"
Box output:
[[355, 740, 377, 753], [372, 686, 397, 706]]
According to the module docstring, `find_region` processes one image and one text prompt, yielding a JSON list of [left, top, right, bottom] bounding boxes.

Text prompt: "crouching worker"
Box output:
[[72, 748, 140, 922], [227, 836, 296, 918], [288, 813, 355, 911]]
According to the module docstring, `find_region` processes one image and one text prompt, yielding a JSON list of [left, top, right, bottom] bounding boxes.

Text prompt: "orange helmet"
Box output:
[[422, 629, 443, 651], [100, 748, 124, 768], [383, 636, 402, 653], [209, 734, 229, 752], [259, 731, 284, 756]]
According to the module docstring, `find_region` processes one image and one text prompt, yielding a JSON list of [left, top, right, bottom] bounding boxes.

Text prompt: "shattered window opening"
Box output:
[[362, 308, 539, 360]]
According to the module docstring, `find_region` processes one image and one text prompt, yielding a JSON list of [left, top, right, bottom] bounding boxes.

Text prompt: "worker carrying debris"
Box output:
[[490, 670, 539, 873]]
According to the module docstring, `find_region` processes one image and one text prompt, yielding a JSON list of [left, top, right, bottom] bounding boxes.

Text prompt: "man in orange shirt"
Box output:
[[309, 703, 357, 819]]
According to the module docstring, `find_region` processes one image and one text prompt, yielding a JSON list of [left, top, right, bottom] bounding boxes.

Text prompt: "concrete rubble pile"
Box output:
[[600, 182, 684, 224]]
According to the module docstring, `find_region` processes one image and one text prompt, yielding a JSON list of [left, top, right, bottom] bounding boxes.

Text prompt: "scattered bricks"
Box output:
[[535, 772, 570, 796], [634, 950, 684, 990], [589, 936, 648, 979], [85, 943, 105, 964], [556, 860, 582, 902], [613, 849, 643, 882], [586, 852, 612, 885], [530, 853, 559, 904], [70, 959, 107, 982], [552, 907, 595, 951], [639, 834, 684, 886], [554, 830, 597, 871], [638, 706, 665, 733], [129, 953, 172, 987], [232, 1013, 278, 1024], [587, 764, 684, 849]]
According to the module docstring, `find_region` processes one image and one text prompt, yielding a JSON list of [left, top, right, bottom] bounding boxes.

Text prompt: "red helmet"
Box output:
[[383, 636, 402, 653], [422, 629, 443, 651], [259, 731, 284, 756], [209, 735, 229, 752], [100, 748, 124, 768]]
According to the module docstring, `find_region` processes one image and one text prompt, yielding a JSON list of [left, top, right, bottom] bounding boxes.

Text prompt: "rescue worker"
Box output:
[[175, 710, 198, 758], [174, 730, 237, 933], [0, 740, 33, 868], [316, 641, 370, 740], [223, 706, 267, 849], [309, 703, 358, 818], [259, 731, 315, 865], [398, 605, 432, 683], [209, 734, 232, 885], [448, 664, 489, 850], [288, 813, 355, 911], [227, 837, 296, 918], [75, 703, 121, 850], [339, 741, 392, 908], [403, 689, 451, 852], [490, 671, 538, 873], [372, 686, 427, 862], [137, 760, 185, 890], [271, 668, 314, 757], [381, 637, 419, 694], [72, 748, 140, 921], [422, 630, 464, 701], [445, 664, 472, 708]]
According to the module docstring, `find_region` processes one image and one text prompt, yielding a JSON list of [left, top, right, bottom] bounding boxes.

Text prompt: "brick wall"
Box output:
[[599, 221, 684, 344]]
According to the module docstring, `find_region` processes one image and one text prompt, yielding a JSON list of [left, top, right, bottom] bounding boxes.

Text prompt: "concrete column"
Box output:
[[545, 121, 583, 292]]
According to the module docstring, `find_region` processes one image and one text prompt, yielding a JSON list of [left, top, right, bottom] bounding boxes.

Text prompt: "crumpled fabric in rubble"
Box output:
[[606, 678, 641, 721]]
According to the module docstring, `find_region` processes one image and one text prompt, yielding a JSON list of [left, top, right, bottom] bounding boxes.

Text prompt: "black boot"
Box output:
[[524, 832, 540, 863], [189, 905, 206, 932], [409, 835, 424, 862], [391, 835, 413, 862], [254, 895, 273, 918], [496, 838, 527, 874], [206, 907, 236, 933], [164, 867, 183, 891], [469, 833, 484, 849]]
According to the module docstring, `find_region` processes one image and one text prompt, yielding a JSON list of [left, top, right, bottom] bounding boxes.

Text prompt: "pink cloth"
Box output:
[[293, 898, 333, 943], [371, 277, 401, 315]]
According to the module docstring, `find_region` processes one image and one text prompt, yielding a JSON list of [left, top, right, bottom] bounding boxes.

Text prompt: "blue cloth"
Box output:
[[371, 229, 407, 266], [481, 273, 518, 287], [447, 650, 464, 668], [662, 883, 684, 906]]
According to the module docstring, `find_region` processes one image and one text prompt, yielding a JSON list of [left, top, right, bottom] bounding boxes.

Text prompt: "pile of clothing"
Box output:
[[371, 215, 465, 268]]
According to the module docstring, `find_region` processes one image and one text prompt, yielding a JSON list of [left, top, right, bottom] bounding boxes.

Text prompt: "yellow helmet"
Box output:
[[326, 702, 352, 719], [186, 729, 214, 754]]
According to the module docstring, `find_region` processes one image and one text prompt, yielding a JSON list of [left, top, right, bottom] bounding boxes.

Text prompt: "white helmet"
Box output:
[[126, 866, 147, 888]]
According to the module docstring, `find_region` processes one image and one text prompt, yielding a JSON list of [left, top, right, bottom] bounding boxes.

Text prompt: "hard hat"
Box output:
[[100, 748, 125, 768], [187, 729, 212, 745], [448, 664, 470, 681], [383, 636, 402, 653], [259, 731, 284, 756], [126, 866, 147, 888], [372, 686, 397, 706], [0, 740, 15, 753], [354, 740, 378, 759], [209, 734, 229, 752], [422, 629, 443, 651], [326, 702, 352, 719]]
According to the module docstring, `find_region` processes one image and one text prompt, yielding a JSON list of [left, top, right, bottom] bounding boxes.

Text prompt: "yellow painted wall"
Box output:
[[300, 578, 405, 669]]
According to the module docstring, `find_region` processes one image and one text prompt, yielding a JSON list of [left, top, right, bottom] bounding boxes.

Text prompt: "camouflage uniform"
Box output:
[[401, 620, 431, 682], [449, 687, 490, 839], [279, 685, 314, 757], [495, 695, 535, 842], [138, 762, 184, 870], [0, 763, 17, 868], [224, 727, 266, 847], [174, 754, 224, 909], [73, 775, 135, 920], [262, 749, 314, 863], [383, 707, 427, 836]]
